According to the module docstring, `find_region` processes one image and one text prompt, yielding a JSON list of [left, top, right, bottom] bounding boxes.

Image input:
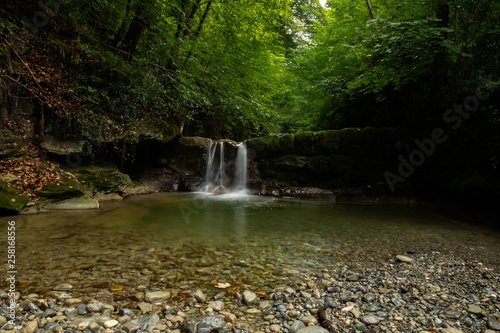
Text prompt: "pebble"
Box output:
[[488, 316, 500, 330], [270, 324, 282, 332], [208, 300, 224, 311], [296, 326, 329, 333], [145, 291, 171, 303], [225, 313, 237, 323], [194, 289, 206, 303], [301, 315, 318, 326], [242, 291, 257, 305], [103, 320, 118, 328], [42, 309, 57, 318], [65, 298, 83, 306], [89, 321, 102, 333], [122, 321, 141, 333], [24, 321, 38, 333], [396, 255, 414, 263], [468, 304, 482, 314], [360, 315, 380, 325], [77, 321, 90, 330]]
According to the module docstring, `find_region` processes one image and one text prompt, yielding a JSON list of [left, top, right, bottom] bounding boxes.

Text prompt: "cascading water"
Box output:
[[203, 141, 248, 194], [232, 143, 248, 192]]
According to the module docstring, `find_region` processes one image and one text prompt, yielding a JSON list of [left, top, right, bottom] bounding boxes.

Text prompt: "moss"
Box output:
[[77, 167, 132, 193], [294, 131, 316, 156], [278, 134, 295, 155], [315, 130, 341, 155], [338, 128, 364, 156], [0, 180, 29, 215], [34, 179, 86, 200], [246, 135, 281, 160], [272, 155, 308, 171]]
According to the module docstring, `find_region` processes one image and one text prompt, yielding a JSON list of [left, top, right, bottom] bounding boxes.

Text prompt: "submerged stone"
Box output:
[[181, 316, 225, 333]]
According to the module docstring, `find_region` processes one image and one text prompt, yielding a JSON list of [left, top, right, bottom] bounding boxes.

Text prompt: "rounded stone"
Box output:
[[104, 320, 119, 328]]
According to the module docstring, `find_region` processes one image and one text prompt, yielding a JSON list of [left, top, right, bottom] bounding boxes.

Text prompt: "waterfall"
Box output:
[[233, 143, 248, 192], [218, 141, 225, 188], [203, 141, 248, 194], [204, 142, 218, 192]]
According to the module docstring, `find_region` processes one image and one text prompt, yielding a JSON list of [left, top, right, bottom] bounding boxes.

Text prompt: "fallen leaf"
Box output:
[[216, 283, 231, 289]]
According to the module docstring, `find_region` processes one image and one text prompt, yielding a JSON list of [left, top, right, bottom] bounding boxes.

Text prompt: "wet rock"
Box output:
[[65, 298, 83, 306], [296, 326, 329, 333], [45, 322, 61, 331], [135, 313, 160, 330], [291, 320, 306, 333], [77, 321, 90, 330], [145, 291, 171, 303], [104, 320, 119, 328], [445, 311, 461, 319], [360, 315, 380, 325], [396, 255, 414, 263], [194, 290, 206, 303], [208, 300, 224, 311], [138, 302, 152, 313], [119, 308, 135, 317], [25, 321, 38, 333], [363, 293, 376, 303], [224, 313, 236, 324], [24, 302, 40, 312], [467, 304, 482, 314], [43, 309, 57, 318], [89, 321, 102, 333], [122, 322, 141, 333], [181, 316, 226, 333], [75, 303, 88, 315], [53, 283, 74, 291], [46, 198, 100, 210], [301, 315, 318, 326], [242, 291, 257, 305], [346, 274, 359, 281], [488, 316, 500, 331], [440, 328, 464, 333]]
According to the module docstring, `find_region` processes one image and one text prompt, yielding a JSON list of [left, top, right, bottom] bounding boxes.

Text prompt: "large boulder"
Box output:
[[294, 132, 316, 156], [246, 135, 281, 160], [0, 180, 29, 215], [34, 179, 86, 200], [45, 197, 100, 210], [338, 128, 364, 157], [76, 167, 132, 194], [273, 155, 308, 171], [315, 130, 340, 155]]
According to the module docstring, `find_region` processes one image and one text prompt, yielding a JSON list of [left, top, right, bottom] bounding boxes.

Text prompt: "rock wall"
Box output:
[[245, 127, 406, 193]]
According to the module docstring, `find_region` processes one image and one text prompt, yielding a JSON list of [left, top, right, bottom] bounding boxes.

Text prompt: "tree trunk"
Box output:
[[365, 0, 376, 20], [122, 16, 146, 60], [111, 0, 135, 48]]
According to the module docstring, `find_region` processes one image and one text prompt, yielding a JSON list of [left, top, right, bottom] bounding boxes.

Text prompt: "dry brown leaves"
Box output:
[[0, 148, 79, 200]]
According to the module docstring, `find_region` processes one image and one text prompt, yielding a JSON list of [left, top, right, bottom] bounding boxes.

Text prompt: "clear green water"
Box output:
[[2, 193, 499, 293]]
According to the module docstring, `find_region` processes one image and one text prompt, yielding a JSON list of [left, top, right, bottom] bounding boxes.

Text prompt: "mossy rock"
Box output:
[[272, 155, 308, 171], [0, 180, 29, 215], [338, 128, 364, 157], [315, 130, 341, 155], [246, 135, 281, 160], [450, 171, 496, 197], [77, 167, 132, 194], [278, 134, 295, 155], [294, 132, 316, 156], [307, 155, 336, 175], [34, 179, 86, 200]]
